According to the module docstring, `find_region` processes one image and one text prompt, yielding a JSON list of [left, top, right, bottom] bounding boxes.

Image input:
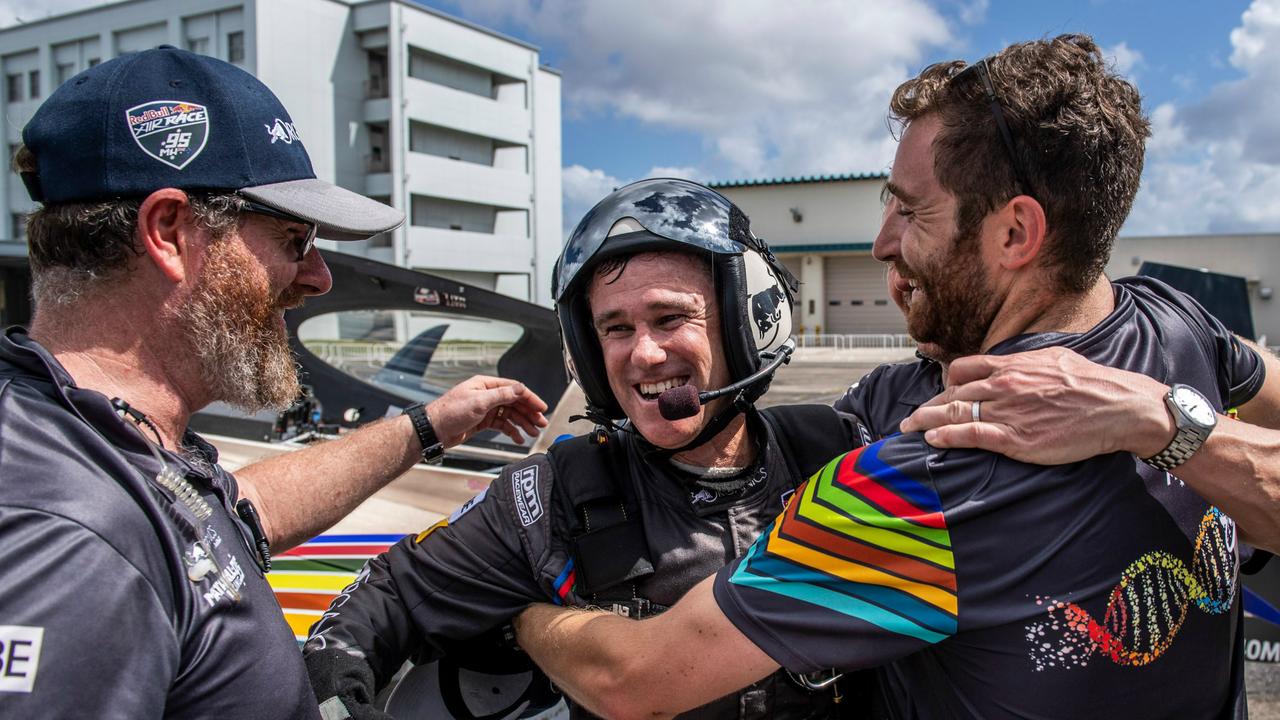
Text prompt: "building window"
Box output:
[[227, 31, 244, 64], [10, 213, 26, 241], [186, 36, 209, 55], [6, 74, 22, 103], [87, 57, 100, 67], [27, 70, 39, 99], [55, 62, 75, 85]]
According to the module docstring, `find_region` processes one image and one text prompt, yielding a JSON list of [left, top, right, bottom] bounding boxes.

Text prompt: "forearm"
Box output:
[[515, 577, 778, 719], [515, 604, 654, 717], [1165, 420, 1280, 554], [238, 415, 419, 551]]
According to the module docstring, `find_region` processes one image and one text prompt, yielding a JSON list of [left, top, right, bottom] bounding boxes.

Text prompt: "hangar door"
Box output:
[[822, 255, 906, 334]]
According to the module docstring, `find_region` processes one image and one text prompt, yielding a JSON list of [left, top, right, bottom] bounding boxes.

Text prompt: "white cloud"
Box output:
[[458, 0, 951, 180], [1103, 41, 1142, 78], [1126, 0, 1280, 235]]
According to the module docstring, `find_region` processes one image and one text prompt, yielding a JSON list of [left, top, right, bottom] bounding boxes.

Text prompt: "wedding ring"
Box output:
[[971, 400, 981, 423]]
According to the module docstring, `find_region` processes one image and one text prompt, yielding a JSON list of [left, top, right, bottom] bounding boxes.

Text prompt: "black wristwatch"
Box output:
[[403, 402, 445, 465], [1142, 384, 1217, 472]]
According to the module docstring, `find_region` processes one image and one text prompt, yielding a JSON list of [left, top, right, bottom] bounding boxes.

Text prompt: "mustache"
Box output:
[[891, 262, 921, 283], [275, 290, 306, 312]]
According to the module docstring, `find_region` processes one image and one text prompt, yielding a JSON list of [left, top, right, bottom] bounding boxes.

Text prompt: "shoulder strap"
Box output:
[[547, 433, 654, 596], [760, 404, 857, 484]]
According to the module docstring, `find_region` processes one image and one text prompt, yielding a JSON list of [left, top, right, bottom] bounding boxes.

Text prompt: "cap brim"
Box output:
[[240, 178, 404, 241]]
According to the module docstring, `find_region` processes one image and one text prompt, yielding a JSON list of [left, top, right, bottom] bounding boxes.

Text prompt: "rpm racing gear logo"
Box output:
[[512, 466, 543, 527], [127, 100, 209, 170]]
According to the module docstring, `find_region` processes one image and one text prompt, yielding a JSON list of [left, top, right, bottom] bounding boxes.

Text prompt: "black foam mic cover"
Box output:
[[658, 384, 701, 421]]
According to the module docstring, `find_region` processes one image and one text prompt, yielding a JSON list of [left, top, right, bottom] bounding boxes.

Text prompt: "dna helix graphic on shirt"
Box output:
[[1027, 507, 1237, 670]]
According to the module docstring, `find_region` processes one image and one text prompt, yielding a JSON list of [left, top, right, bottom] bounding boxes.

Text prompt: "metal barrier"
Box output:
[[303, 341, 513, 370], [793, 334, 917, 350]]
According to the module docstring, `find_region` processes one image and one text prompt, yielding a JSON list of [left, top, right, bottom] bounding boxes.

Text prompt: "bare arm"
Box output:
[[514, 576, 777, 720], [237, 375, 547, 551], [900, 346, 1280, 553]]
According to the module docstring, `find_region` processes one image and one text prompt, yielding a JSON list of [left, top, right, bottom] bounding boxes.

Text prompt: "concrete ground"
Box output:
[[763, 350, 1280, 716]]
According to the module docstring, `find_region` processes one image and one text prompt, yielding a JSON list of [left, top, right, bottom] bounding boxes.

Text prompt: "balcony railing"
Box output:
[[364, 76, 388, 99], [793, 334, 917, 350]]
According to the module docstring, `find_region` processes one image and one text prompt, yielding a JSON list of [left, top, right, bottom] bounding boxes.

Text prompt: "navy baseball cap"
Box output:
[[20, 45, 403, 241]]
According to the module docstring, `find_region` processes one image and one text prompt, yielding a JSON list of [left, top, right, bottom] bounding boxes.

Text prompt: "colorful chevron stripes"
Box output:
[[729, 441, 957, 643], [267, 534, 405, 642]]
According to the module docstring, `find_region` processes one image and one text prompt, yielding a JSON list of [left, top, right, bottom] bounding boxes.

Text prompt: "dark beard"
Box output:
[[901, 226, 999, 363], [178, 238, 301, 412]]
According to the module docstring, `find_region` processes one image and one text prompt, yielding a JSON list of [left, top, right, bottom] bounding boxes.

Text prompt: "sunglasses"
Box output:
[[238, 197, 318, 261], [953, 58, 1033, 198]]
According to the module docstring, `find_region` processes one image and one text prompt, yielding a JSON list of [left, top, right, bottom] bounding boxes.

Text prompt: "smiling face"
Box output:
[[875, 115, 1000, 362], [587, 251, 730, 449]]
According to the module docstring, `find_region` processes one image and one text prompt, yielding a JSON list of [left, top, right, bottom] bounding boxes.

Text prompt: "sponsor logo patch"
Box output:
[[512, 466, 543, 527], [265, 118, 301, 145], [127, 100, 209, 170], [414, 288, 441, 306], [0, 625, 43, 693]]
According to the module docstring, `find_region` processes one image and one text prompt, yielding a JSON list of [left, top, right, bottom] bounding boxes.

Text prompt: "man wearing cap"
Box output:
[[0, 47, 545, 718]]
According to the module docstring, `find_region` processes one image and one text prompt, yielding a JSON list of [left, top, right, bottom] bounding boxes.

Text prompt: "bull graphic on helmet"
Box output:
[[752, 286, 785, 340]]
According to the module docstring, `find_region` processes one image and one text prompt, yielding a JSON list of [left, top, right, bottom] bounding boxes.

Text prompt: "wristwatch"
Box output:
[[1142, 384, 1217, 472], [403, 402, 445, 465]]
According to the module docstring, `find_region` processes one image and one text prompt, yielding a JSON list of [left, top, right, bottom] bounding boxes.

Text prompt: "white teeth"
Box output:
[[639, 376, 689, 396]]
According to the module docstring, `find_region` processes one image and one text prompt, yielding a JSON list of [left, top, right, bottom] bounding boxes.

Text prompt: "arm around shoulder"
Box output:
[[515, 576, 777, 719]]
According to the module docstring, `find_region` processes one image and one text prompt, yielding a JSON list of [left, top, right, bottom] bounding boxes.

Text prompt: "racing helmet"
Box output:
[[553, 178, 797, 420]]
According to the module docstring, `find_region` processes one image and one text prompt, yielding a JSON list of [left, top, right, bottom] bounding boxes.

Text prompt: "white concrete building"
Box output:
[[0, 0, 562, 308], [712, 174, 897, 337]]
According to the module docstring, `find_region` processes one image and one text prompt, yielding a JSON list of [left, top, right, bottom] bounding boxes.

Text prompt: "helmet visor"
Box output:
[[554, 178, 745, 301]]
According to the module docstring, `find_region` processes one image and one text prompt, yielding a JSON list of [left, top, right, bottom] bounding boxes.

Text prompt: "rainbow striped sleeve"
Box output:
[[727, 439, 957, 645]]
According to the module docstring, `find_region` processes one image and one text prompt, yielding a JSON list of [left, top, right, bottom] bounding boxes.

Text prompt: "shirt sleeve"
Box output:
[[712, 434, 960, 672], [1156, 281, 1264, 407], [303, 458, 550, 686], [0, 507, 178, 716], [831, 366, 882, 446]]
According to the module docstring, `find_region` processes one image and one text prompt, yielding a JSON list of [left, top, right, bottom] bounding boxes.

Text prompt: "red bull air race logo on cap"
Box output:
[[126, 100, 209, 170]]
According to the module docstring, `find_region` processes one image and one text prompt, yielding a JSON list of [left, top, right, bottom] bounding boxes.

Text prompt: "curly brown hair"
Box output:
[[13, 144, 246, 304], [890, 34, 1151, 293]]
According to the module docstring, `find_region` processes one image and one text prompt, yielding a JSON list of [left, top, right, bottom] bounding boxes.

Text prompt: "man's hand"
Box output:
[[900, 347, 1174, 464], [427, 375, 549, 447]]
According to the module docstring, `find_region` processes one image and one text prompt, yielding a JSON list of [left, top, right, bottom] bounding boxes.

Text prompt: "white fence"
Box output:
[[793, 334, 917, 350], [304, 341, 512, 369]]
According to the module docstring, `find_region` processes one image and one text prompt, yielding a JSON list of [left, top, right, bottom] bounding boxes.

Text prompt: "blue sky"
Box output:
[[416, 0, 1277, 240], [3, 0, 1274, 238]]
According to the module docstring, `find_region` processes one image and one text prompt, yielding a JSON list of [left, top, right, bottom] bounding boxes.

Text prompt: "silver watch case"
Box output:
[[1142, 384, 1217, 472]]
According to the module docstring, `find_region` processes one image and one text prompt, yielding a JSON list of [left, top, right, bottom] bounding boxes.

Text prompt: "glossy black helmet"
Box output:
[[553, 178, 796, 420]]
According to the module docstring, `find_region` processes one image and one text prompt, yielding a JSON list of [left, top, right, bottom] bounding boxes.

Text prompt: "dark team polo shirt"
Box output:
[[0, 329, 317, 719], [715, 277, 1263, 719]]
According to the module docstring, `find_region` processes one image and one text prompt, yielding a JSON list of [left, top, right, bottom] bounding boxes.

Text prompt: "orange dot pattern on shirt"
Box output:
[[1026, 506, 1237, 671]]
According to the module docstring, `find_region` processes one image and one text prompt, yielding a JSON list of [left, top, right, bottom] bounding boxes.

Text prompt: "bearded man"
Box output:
[[0, 47, 545, 718]]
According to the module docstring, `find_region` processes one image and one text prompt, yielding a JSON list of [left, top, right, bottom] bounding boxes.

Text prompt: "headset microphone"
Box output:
[[658, 340, 796, 421]]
